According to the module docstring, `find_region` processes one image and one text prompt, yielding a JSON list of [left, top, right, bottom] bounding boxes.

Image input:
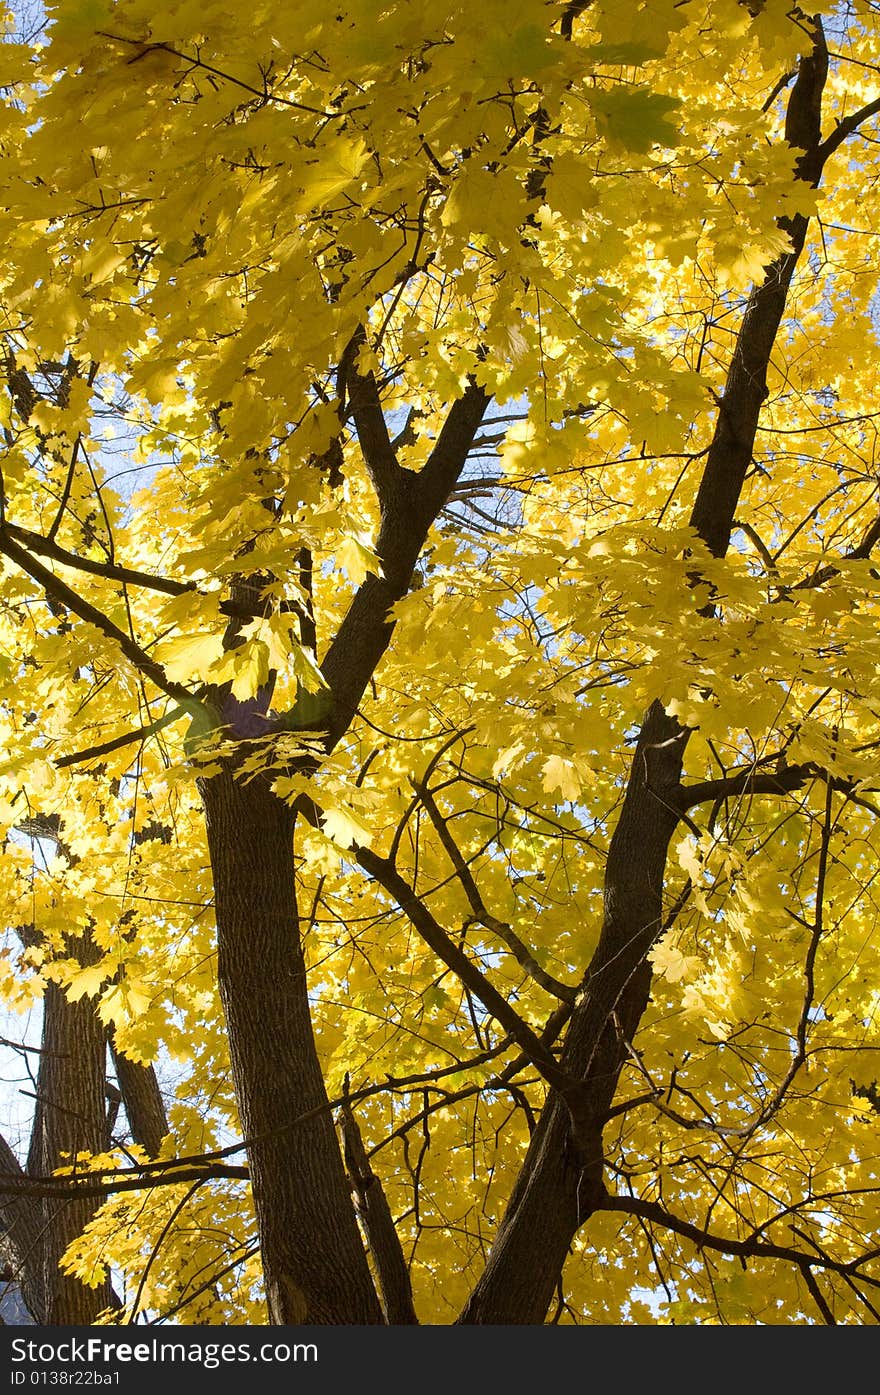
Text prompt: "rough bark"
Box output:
[[110, 1042, 169, 1160], [0, 1134, 44, 1322], [25, 936, 116, 1324], [200, 767, 383, 1324], [340, 1095, 419, 1325]]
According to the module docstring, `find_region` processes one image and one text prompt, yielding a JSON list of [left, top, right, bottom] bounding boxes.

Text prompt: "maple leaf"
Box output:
[[541, 754, 581, 801]]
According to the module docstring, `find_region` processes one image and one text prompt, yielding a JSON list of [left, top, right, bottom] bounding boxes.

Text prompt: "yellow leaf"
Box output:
[[321, 804, 373, 849], [65, 962, 109, 1002], [337, 533, 381, 586], [295, 136, 370, 212], [649, 941, 701, 984], [541, 755, 580, 801], [158, 630, 226, 683]]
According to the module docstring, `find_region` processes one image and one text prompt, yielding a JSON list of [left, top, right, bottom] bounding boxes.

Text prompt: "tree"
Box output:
[[0, 0, 879, 1326]]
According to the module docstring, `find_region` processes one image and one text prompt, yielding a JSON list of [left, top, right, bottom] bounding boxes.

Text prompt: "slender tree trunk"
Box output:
[[200, 765, 383, 1324], [191, 383, 487, 1324], [110, 1042, 169, 1160], [25, 934, 116, 1324], [459, 703, 686, 1323], [0, 1134, 44, 1322], [340, 1095, 419, 1324]]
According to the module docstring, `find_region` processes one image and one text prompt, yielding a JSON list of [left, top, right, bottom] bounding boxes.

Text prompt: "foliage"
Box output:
[[1, 0, 880, 1325]]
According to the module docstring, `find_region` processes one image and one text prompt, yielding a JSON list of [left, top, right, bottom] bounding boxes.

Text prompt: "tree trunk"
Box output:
[[200, 765, 383, 1324], [110, 1042, 169, 1160], [0, 1133, 44, 1322], [26, 933, 116, 1324], [458, 703, 686, 1323]]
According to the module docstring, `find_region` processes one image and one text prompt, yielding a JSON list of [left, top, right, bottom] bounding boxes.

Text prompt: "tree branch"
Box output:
[[54, 707, 188, 768], [343, 328, 404, 504], [789, 511, 880, 592], [678, 761, 880, 814], [2, 522, 265, 617], [319, 382, 489, 741], [0, 1164, 249, 1201], [817, 95, 880, 166], [602, 1191, 880, 1288], [801, 1265, 837, 1324], [5, 521, 187, 596], [678, 760, 818, 810], [409, 775, 576, 1004], [416, 379, 492, 520], [0, 528, 196, 705], [339, 1080, 418, 1324], [560, 1, 591, 39], [353, 844, 575, 1095], [688, 15, 828, 558]]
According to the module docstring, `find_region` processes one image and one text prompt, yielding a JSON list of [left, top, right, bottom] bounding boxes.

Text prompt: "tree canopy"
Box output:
[[1, 0, 880, 1326]]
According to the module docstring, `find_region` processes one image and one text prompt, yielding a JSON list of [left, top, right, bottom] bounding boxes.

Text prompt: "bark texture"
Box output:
[[341, 1095, 419, 1324], [0, 1134, 44, 1322], [110, 1042, 169, 1160], [200, 767, 383, 1324], [25, 935, 116, 1324]]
